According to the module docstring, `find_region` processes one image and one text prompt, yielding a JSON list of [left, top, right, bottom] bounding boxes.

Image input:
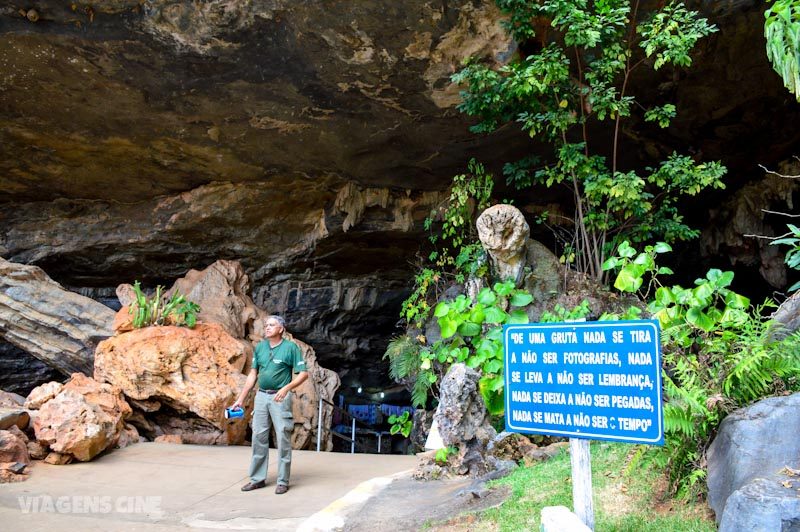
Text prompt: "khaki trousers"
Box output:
[[248, 391, 294, 486]]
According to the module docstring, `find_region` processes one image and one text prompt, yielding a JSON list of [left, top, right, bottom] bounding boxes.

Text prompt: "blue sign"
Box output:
[[504, 320, 663, 445]]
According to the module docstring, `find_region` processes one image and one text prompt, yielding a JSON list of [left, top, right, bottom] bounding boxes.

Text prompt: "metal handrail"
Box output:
[[316, 397, 392, 454]]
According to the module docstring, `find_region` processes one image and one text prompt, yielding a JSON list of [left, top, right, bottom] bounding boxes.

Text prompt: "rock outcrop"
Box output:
[[284, 334, 341, 451], [94, 323, 250, 445], [707, 393, 800, 529], [168, 260, 263, 340], [0, 428, 30, 483], [434, 363, 498, 477], [0, 258, 114, 376], [2, 0, 799, 400]]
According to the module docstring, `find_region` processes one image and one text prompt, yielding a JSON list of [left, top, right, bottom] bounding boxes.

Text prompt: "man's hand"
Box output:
[[274, 387, 290, 402]]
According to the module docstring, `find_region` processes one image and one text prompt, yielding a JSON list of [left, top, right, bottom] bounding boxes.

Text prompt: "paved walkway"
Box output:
[[0, 442, 418, 531]]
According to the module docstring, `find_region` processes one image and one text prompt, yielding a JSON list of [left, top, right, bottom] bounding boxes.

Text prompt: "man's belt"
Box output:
[[258, 389, 278, 394]]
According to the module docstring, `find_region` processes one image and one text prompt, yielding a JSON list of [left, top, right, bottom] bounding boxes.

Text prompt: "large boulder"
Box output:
[[32, 373, 132, 462], [0, 390, 25, 408], [718, 477, 800, 532], [0, 258, 114, 376], [94, 323, 250, 445], [707, 393, 800, 528], [24, 381, 63, 409]]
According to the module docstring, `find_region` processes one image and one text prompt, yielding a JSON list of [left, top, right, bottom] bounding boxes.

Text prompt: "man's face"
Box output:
[[264, 320, 283, 336]]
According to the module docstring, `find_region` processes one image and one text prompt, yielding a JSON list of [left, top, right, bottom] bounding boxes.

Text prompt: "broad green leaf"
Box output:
[[457, 321, 482, 336], [434, 302, 450, 318], [478, 288, 497, 306], [452, 295, 470, 313], [654, 242, 673, 253], [509, 292, 534, 307], [480, 384, 505, 416], [439, 317, 458, 338], [484, 306, 508, 324], [723, 292, 750, 309], [692, 282, 714, 304], [508, 309, 530, 324], [717, 271, 735, 288], [484, 359, 503, 373], [466, 355, 483, 368], [602, 257, 619, 270], [686, 307, 715, 332], [614, 264, 644, 292], [617, 240, 637, 258], [655, 286, 677, 306], [494, 281, 515, 296], [485, 327, 503, 341], [469, 305, 485, 324]]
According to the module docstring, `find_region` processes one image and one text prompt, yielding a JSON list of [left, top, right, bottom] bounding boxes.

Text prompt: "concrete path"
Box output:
[[0, 442, 418, 531]]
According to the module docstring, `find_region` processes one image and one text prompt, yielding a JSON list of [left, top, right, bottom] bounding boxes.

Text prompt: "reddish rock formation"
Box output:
[[94, 323, 250, 445], [0, 429, 30, 465], [24, 382, 63, 410], [31, 374, 131, 462], [285, 334, 341, 451], [168, 260, 263, 340]]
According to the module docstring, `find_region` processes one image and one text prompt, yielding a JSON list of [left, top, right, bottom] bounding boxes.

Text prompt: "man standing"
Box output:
[[233, 315, 308, 494]]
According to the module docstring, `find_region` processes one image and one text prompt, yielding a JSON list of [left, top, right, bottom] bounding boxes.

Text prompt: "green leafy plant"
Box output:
[[765, 0, 800, 101], [129, 281, 201, 329], [388, 410, 413, 438], [400, 268, 440, 328], [435, 445, 458, 465], [420, 281, 533, 415], [539, 300, 592, 323], [427, 158, 494, 269], [453, 0, 725, 281], [383, 335, 432, 408], [389, 281, 534, 413], [604, 241, 800, 494], [771, 223, 800, 291], [399, 161, 495, 330]]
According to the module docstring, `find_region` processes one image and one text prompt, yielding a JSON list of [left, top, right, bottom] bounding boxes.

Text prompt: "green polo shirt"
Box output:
[[252, 339, 306, 391]]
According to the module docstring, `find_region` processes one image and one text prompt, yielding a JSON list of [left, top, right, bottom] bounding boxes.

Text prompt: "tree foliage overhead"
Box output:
[[765, 0, 800, 101], [453, 0, 726, 281]]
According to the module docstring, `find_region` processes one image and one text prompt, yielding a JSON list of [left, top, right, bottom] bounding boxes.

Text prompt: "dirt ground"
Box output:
[[342, 475, 511, 531]]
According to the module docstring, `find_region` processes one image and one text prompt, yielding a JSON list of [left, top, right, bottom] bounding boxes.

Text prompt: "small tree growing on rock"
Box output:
[[453, 0, 726, 280]]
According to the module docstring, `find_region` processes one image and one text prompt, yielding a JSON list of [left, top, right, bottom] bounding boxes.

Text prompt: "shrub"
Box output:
[[129, 281, 201, 329]]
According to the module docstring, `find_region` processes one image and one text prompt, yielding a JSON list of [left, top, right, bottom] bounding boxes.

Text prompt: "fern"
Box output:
[[384, 336, 420, 380], [765, 0, 800, 101], [412, 371, 433, 408], [661, 309, 800, 494]]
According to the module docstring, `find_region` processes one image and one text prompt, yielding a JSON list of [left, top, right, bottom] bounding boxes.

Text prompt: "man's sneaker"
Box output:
[[241, 480, 266, 492], [274, 484, 289, 495]]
